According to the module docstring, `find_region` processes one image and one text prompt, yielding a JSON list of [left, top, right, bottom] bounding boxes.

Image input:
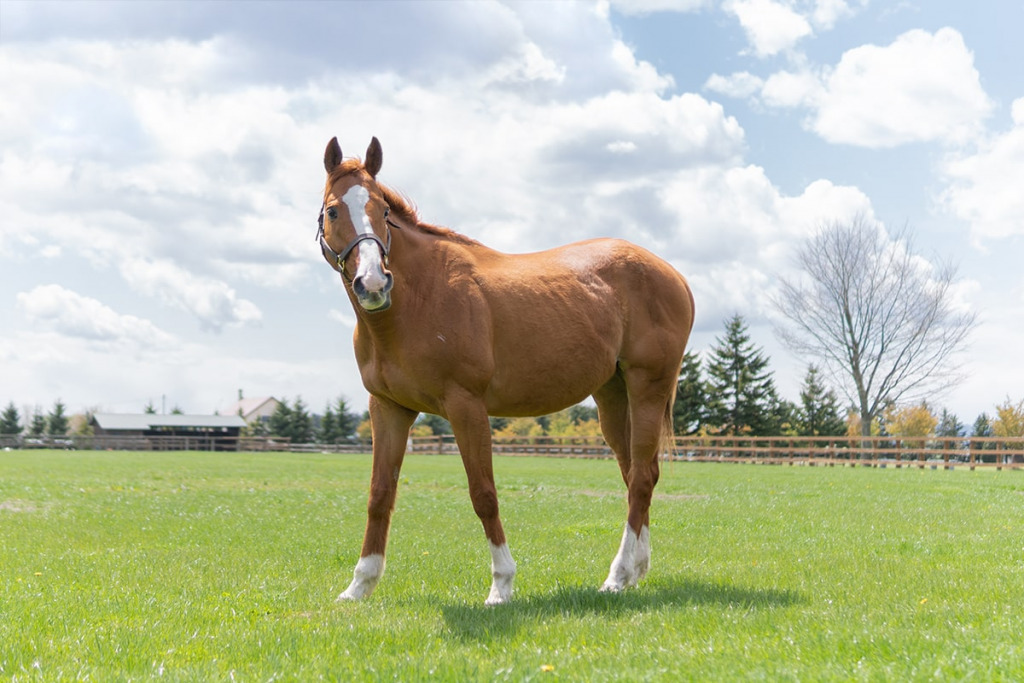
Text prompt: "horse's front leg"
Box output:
[[446, 394, 516, 605], [338, 395, 418, 601]]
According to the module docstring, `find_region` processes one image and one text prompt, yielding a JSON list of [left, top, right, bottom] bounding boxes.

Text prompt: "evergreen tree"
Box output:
[[972, 412, 994, 451], [936, 409, 966, 438], [334, 397, 361, 442], [417, 414, 453, 435], [972, 412, 993, 438], [289, 397, 313, 443], [568, 403, 599, 424], [144, 400, 157, 414], [774, 399, 800, 435], [797, 365, 846, 436], [28, 408, 47, 437], [47, 399, 70, 436], [318, 403, 340, 444], [1, 402, 21, 435], [704, 314, 782, 436], [673, 351, 705, 435], [268, 398, 293, 439]]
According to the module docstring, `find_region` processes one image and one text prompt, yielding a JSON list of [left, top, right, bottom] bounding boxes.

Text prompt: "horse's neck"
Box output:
[[353, 225, 443, 342]]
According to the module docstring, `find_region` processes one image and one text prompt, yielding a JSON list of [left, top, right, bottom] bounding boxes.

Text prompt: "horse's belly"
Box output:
[[484, 328, 620, 417]]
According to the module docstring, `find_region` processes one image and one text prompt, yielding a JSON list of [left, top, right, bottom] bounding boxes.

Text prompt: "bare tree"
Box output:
[[773, 216, 976, 437]]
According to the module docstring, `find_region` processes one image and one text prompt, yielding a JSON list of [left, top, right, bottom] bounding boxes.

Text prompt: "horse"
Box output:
[[318, 136, 695, 605]]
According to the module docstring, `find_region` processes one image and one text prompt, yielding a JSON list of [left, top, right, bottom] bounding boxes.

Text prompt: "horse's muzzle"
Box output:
[[352, 270, 394, 312]]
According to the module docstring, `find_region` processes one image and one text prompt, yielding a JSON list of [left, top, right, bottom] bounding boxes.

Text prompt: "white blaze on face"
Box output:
[[341, 184, 389, 292]]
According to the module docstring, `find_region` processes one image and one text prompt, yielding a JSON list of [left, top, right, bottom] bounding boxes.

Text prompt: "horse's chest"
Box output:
[[355, 339, 470, 412]]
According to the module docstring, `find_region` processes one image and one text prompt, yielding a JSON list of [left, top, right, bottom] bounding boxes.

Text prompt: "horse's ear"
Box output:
[[365, 137, 383, 178], [324, 137, 343, 174]]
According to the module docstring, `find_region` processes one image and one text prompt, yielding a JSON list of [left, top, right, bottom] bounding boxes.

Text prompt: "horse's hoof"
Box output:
[[485, 586, 513, 605]]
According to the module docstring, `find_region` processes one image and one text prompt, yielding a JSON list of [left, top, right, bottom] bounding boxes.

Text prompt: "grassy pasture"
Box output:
[[1, 450, 1023, 681]]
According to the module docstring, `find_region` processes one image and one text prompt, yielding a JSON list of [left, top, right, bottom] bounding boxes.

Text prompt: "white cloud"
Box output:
[[727, 28, 994, 149], [811, 28, 992, 147], [654, 165, 874, 328], [941, 97, 1024, 243], [810, 0, 854, 30], [119, 259, 262, 332], [606, 0, 711, 15], [761, 68, 823, 108], [704, 71, 765, 99], [725, 0, 813, 57], [16, 284, 177, 348]]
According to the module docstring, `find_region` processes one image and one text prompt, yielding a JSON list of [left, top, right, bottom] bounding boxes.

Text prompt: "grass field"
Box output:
[[2, 450, 1023, 681]]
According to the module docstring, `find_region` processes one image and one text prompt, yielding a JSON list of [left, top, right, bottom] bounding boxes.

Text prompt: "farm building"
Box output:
[[90, 413, 246, 450], [220, 394, 280, 426]]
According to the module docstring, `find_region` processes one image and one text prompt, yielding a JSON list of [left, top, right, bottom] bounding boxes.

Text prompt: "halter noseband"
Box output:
[[316, 204, 400, 283]]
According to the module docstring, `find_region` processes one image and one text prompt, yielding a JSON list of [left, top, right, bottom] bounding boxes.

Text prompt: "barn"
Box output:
[[90, 413, 246, 450]]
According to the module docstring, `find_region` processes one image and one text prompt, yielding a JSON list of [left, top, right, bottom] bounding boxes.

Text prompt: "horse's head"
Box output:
[[320, 136, 394, 312]]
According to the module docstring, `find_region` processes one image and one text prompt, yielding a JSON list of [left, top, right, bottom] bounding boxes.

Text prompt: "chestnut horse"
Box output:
[[319, 137, 694, 604]]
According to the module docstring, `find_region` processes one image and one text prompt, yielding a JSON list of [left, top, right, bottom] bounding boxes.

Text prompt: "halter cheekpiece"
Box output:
[[317, 203, 400, 283]]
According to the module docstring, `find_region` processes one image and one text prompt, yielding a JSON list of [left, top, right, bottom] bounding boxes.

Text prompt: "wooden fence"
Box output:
[[409, 434, 1024, 470], [4, 433, 1024, 469]]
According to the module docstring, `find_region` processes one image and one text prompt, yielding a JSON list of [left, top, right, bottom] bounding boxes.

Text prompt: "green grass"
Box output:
[[2, 451, 1024, 681]]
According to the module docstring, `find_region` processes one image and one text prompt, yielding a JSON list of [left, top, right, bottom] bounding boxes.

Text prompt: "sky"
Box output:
[[1, 0, 1021, 426]]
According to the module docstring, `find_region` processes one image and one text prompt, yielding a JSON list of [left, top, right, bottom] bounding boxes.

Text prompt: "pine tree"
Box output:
[[673, 351, 705, 435], [797, 365, 846, 436], [334, 397, 361, 442], [290, 397, 313, 444], [268, 398, 293, 439], [417, 414, 453, 436], [1, 402, 21, 435], [936, 409, 966, 438], [704, 314, 782, 436], [972, 413, 993, 437], [318, 403, 340, 444], [47, 399, 70, 436], [28, 408, 47, 437]]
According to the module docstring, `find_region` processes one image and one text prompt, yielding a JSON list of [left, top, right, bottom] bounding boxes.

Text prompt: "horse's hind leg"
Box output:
[[595, 371, 631, 486], [600, 367, 673, 592], [338, 396, 418, 601]]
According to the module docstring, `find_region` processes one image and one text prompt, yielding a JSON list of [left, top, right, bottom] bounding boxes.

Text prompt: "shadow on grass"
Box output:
[[439, 575, 804, 642]]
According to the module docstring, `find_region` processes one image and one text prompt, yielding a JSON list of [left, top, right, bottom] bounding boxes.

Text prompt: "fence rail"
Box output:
[[3, 433, 1023, 469], [409, 434, 1024, 470]]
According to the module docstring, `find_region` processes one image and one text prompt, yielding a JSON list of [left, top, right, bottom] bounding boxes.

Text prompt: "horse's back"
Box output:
[[472, 238, 693, 414]]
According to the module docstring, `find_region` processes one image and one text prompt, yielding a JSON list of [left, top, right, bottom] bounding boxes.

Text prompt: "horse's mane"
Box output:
[[325, 160, 481, 247]]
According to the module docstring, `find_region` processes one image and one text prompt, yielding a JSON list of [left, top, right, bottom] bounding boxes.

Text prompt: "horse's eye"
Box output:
[[326, 207, 338, 221]]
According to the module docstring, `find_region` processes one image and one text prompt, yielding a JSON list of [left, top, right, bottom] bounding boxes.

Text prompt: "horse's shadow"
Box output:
[[438, 575, 804, 642]]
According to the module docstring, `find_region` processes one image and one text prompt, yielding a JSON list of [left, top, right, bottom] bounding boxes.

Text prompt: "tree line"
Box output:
[[2, 314, 1021, 442], [1, 400, 71, 439]]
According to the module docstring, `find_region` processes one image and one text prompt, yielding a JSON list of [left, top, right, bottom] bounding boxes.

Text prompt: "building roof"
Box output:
[[221, 396, 279, 420], [93, 414, 246, 431]]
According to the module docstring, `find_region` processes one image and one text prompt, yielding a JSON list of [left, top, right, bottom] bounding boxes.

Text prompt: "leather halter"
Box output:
[[316, 204, 400, 283]]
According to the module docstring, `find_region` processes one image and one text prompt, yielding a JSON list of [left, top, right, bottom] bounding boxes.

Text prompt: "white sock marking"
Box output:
[[486, 542, 516, 605], [601, 524, 642, 592], [634, 524, 651, 582], [338, 553, 385, 601]]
